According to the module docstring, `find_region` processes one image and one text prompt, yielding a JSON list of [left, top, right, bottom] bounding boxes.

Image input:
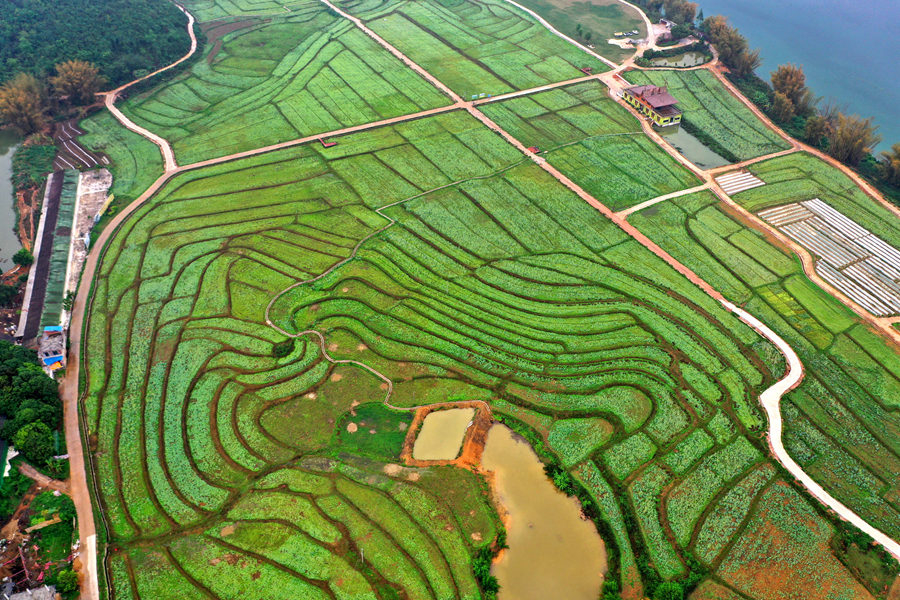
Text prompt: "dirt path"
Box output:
[[17, 463, 70, 495], [78, 0, 900, 592], [616, 182, 711, 218], [96, 3, 198, 172]]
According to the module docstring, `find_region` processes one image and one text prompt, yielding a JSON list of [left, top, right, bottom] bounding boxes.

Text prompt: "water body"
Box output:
[[698, 0, 900, 153], [658, 125, 731, 168], [411, 408, 475, 460], [0, 130, 24, 268], [651, 51, 708, 67], [481, 425, 606, 600]]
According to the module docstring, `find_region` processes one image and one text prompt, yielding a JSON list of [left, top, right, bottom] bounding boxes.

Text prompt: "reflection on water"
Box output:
[[651, 51, 708, 68], [658, 124, 731, 169], [481, 425, 606, 600], [0, 129, 24, 267], [411, 408, 475, 460]]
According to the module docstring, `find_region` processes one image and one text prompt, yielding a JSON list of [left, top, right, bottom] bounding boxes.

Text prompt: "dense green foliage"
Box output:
[[11, 138, 56, 188], [0, 342, 62, 450], [0, 0, 191, 88]]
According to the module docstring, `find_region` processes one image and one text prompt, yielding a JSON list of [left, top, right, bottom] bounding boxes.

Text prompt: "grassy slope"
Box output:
[[509, 0, 644, 64]]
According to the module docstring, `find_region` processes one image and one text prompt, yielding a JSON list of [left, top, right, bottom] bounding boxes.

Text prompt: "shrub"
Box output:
[[12, 248, 33, 267], [273, 339, 295, 358], [653, 582, 685, 600]]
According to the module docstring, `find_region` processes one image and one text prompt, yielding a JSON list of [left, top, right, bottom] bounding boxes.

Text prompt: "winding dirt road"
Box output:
[[66, 1, 900, 597]]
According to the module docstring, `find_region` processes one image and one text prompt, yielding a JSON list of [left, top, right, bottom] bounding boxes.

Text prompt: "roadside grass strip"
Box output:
[[340, 0, 609, 96], [625, 69, 791, 162], [121, 8, 451, 163], [716, 171, 765, 196], [759, 199, 900, 316]]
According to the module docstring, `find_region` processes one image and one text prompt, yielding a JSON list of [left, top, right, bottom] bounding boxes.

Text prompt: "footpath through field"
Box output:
[[74, 5, 900, 599]]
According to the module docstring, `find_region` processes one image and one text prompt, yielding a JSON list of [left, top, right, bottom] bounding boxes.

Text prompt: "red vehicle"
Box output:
[[527, 146, 540, 153]]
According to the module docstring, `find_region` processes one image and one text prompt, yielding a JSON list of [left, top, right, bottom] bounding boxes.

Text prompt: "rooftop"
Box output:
[[625, 85, 679, 109]]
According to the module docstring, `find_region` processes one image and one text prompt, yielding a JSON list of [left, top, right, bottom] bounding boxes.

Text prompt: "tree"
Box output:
[[51, 60, 106, 105], [0, 285, 16, 308], [653, 582, 685, 600], [670, 24, 692, 40], [13, 421, 54, 464], [12, 248, 33, 267], [733, 47, 762, 77], [713, 28, 749, 70], [771, 92, 795, 123], [828, 113, 882, 166], [880, 143, 900, 186], [793, 87, 820, 117], [584, 31, 593, 42], [664, 0, 698, 24], [696, 8, 704, 24], [804, 115, 831, 147], [702, 15, 730, 38], [56, 569, 79, 594], [771, 64, 807, 106], [0, 73, 48, 135]]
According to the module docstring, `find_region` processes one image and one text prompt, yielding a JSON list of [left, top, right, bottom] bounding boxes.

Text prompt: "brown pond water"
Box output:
[[411, 408, 475, 460], [481, 425, 606, 600], [658, 124, 731, 169], [651, 50, 708, 67]]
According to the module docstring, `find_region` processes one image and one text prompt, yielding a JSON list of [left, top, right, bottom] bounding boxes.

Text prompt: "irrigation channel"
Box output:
[[61, 0, 900, 596], [0, 129, 24, 267]]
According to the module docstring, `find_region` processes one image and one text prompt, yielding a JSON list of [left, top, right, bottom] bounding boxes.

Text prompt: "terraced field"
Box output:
[[630, 189, 900, 578], [77, 0, 900, 597], [625, 70, 791, 162], [337, 0, 608, 96], [79, 110, 164, 207], [480, 80, 700, 211], [119, 2, 451, 163]]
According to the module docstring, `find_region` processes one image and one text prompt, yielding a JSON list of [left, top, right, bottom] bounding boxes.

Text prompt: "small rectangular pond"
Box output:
[[411, 407, 475, 461], [657, 124, 731, 169]]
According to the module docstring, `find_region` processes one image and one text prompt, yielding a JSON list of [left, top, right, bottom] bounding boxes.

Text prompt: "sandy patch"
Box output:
[[398, 422, 407, 431], [380, 383, 389, 390], [357, 344, 367, 351], [471, 532, 483, 542], [328, 343, 338, 352], [369, 429, 377, 434], [220, 524, 235, 536], [305, 392, 317, 400], [383, 464, 403, 476], [346, 422, 358, 433], [607, 38, 633, 48], [330, 373, 343, 382], [406, 472, 420, 481], [342, 287, 349, 292]]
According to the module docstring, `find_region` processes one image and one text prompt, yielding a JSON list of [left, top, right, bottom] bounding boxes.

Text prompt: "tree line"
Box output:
[[0, 0, 190, 89], [700, 15, 900, 196]]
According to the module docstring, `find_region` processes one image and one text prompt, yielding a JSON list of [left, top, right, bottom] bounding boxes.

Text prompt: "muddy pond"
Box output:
[[481, 425, 606, 600], [651, 51, 708, 68], [412, 408, 475, 461]]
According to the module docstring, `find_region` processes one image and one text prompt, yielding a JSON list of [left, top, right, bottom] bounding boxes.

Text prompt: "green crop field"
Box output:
[[481, 80, 700, 210], [734, 152, 900, 249], [337, 0, 608, 97], [509, 0, 645, 64], [630, 188, 900, 557], [119, 4, 451, 164], [77, 0, 900, 595], [82, 99, 890, 598], [625, 69, 791, 162]]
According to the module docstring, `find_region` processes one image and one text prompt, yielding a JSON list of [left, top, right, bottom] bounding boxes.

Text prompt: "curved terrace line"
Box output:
[[70, 1, 900, 597]]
